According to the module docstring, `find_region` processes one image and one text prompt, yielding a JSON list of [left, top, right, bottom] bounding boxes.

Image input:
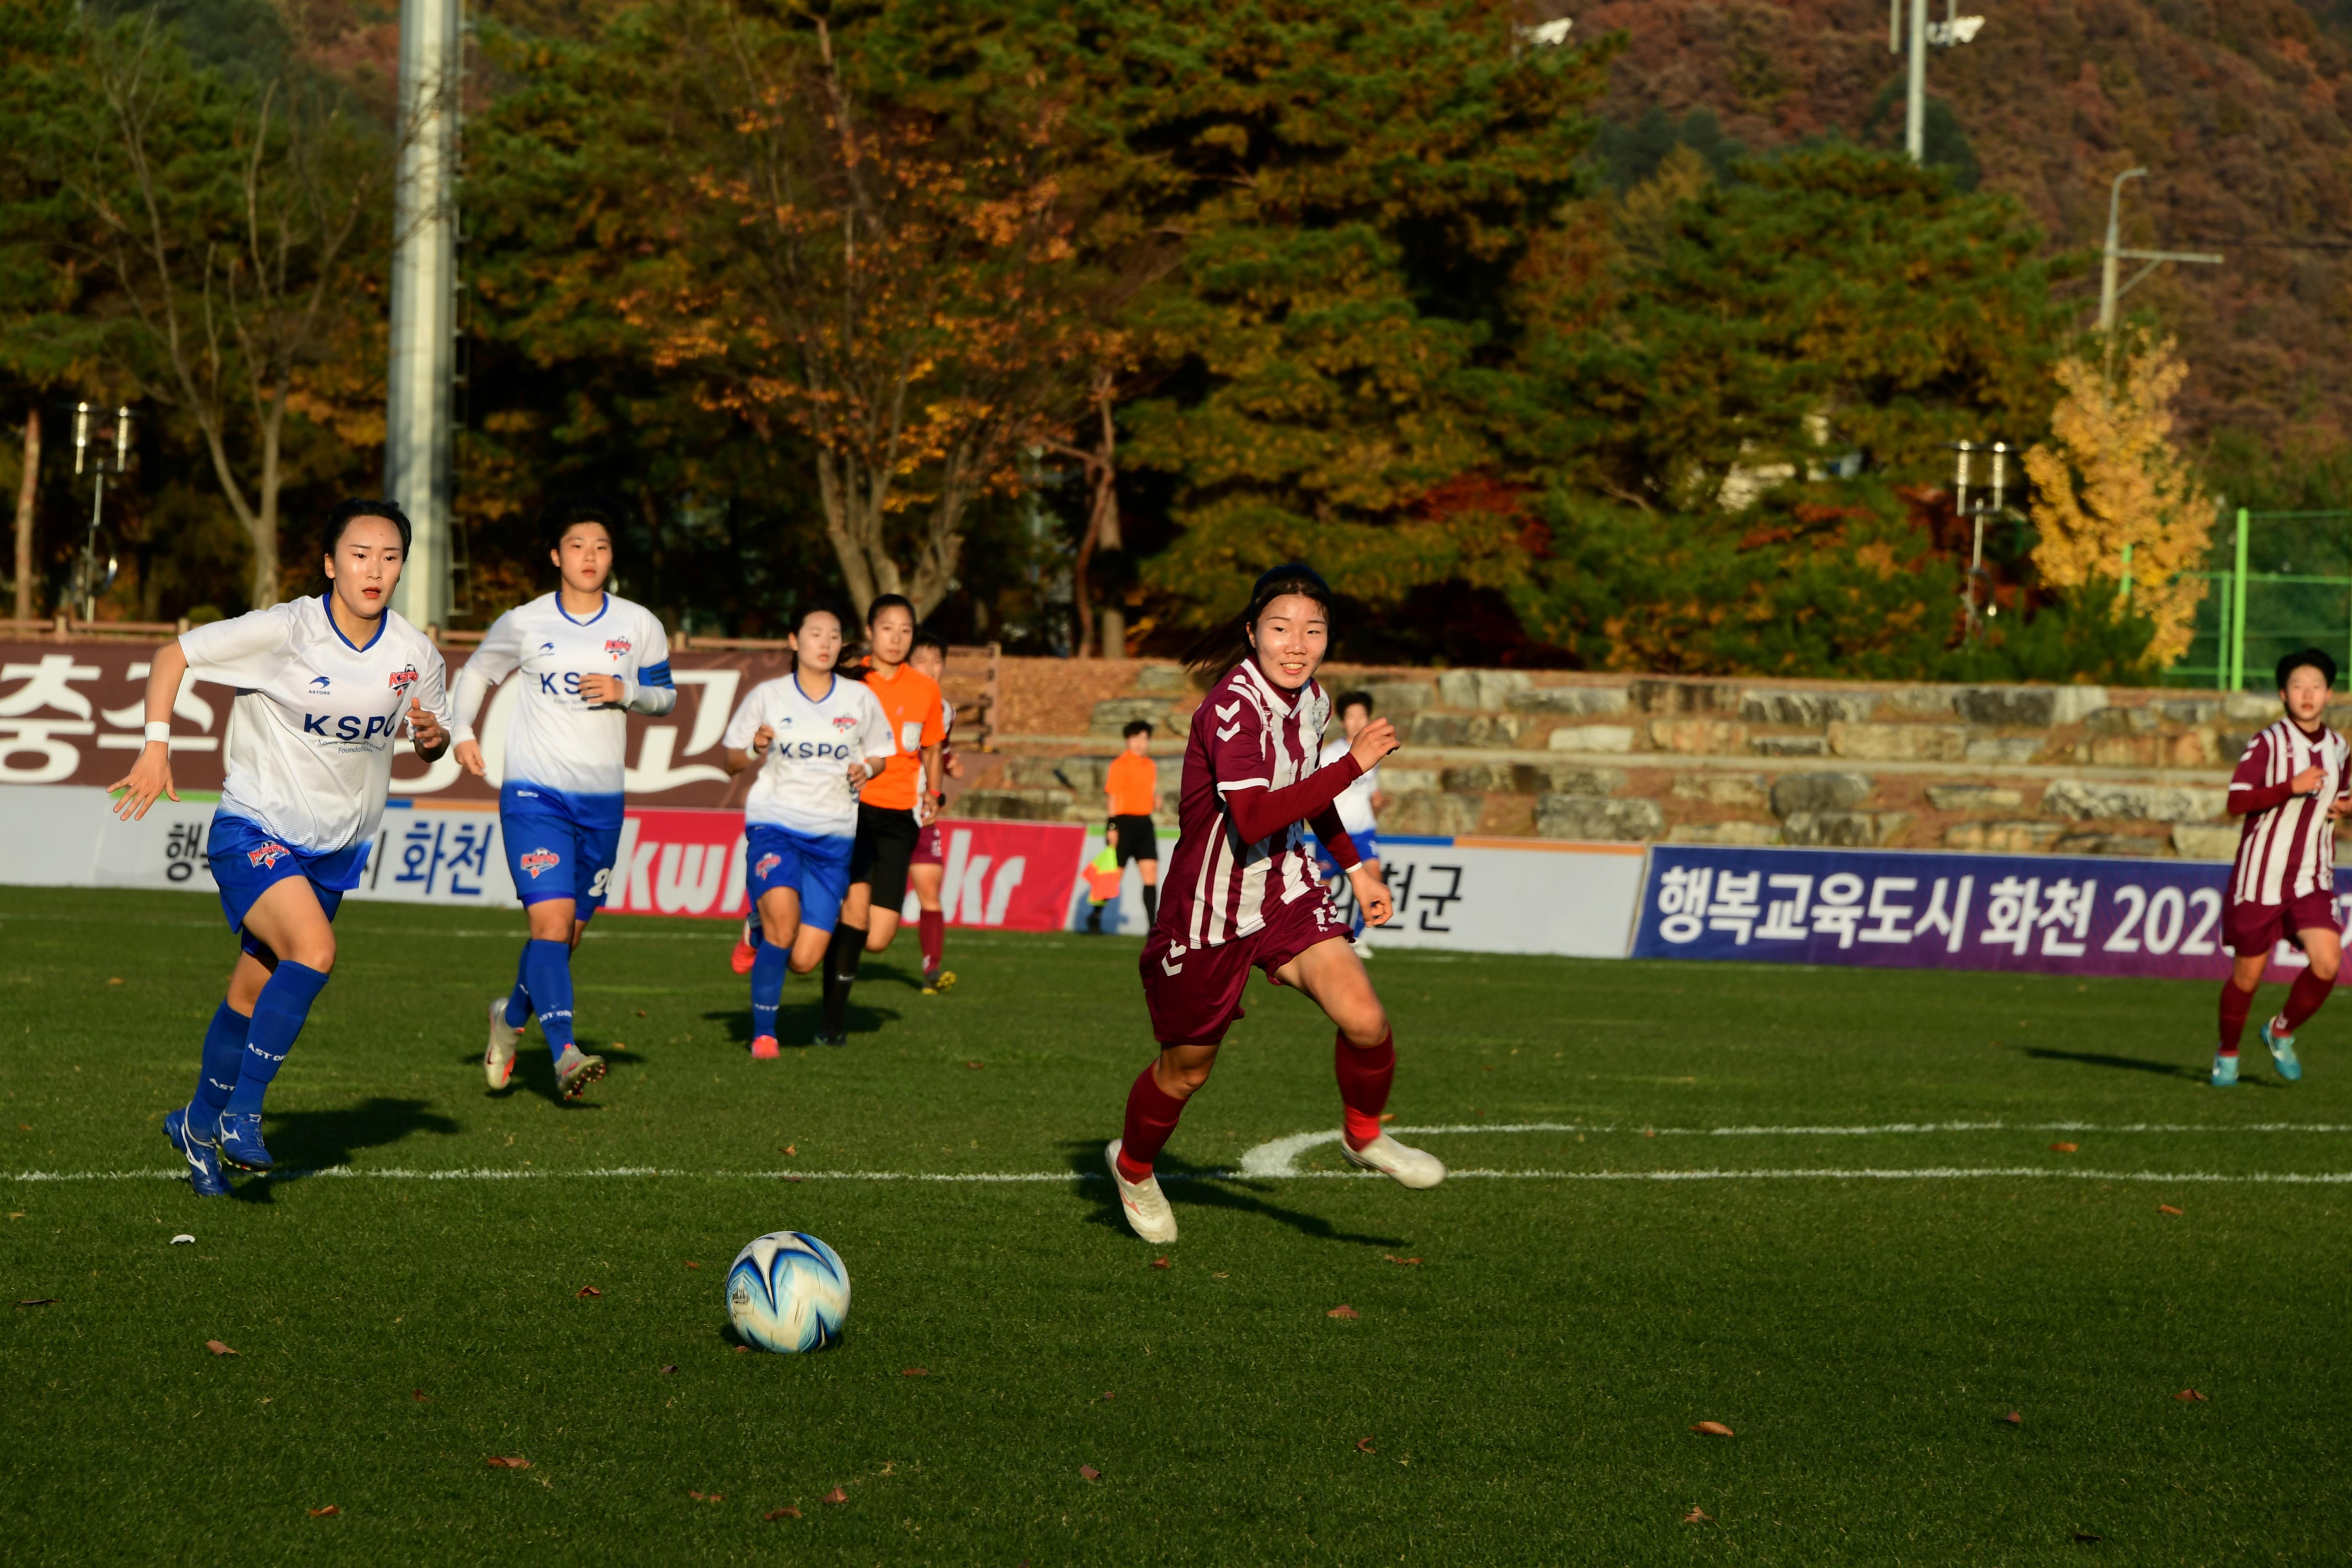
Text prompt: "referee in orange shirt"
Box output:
[[1095, 719, 1161, 931], [825, 593, 945, 1046]]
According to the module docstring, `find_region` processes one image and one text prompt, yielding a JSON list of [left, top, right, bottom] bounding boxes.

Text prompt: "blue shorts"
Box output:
[[207, 813, 362, 960], [745, 824, 854, 935], [1313, 828, 1380, 879], [501, 796, 624, 916]]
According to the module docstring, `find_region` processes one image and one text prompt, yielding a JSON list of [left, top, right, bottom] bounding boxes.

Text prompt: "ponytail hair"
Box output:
[[1181, 562, 1336, 683]]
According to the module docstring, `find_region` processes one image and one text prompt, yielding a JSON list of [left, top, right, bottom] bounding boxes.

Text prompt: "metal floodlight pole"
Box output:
[[386, 0, 463, 632], [2099, 168, 2223, 340], [1906, 0, 1928, 162]]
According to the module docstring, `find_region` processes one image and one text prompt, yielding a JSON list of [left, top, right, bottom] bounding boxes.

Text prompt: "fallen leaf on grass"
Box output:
[[2050, 1142, 2079, 1153], [1151, 1257, 1170, 1270], [1355, 1437, 1376, 1454], [576, 1286, 602, 1298], [765, 1506, 800, 1520], [636, 1010, 647, 1017], [16, 1298, 61, 1308], [1642, 1126, 1655, 1137], [1078, 1465, 1100, 1481], [2001, 1411, 2023, 1426], [734, 1345, 751, 1354], [1102, 1391, 1114, 1401], [967, 1061, 984, 1070], [206, 1340, 238, 1356], [1328, 1304, 1360, 1320], [1684, 1508, 1712, 1524], [2176, 1388, 2209, 1402], [660, 1366, 678, 1375], [108, 977, 124, 985], [902, 1368, 929, 1377], [410, 1389, 429, 1402], [784, 1145, 796, 1156], [684, 1260, 700, 1269], [171, 1234, 194, 1245], [821, 1487, 848, 1504], [1211, 1271, 1228, 1279], [1689, 1421, 1734, 1437], [688, 1491, 723, 1502], [2074, 1533, 2103, 1543], [1381, 1255, 1422, 1266], [485, 1456, 531, 1470], [308, 1505, 338, 1517], [2159, 1205, 2184, 1216]]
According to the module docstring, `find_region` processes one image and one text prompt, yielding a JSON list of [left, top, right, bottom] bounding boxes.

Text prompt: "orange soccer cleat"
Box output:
[[731, 938, 757, 976]]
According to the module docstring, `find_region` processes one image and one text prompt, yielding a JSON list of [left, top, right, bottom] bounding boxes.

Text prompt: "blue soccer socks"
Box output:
[[194, 1002, 251, 1115], [504, 945, 533, 1031], [523, 939, 576, 1055], [224, 961, 329, 1116], [751, 940, 789, 1041]]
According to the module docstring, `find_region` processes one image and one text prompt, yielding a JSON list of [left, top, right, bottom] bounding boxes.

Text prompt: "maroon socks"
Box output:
[[1334, 1029, 1396, 1150], [1117, 1064, 1187, 1183], [2218, 980, 2255, 1056], [919, 909, 944, 972], [2282, 967, 2337, 1032]]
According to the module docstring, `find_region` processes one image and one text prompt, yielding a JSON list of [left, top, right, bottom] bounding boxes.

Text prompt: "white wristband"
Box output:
[[144, 721, 172, 745]]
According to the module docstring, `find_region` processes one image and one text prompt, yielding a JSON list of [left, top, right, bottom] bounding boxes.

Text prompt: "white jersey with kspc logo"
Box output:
[[721, 671, 894, 837], [449, 591, 675, 825], [178, 596, 451, 854]]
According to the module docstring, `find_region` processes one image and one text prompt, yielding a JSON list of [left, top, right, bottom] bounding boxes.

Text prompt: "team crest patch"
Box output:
[[603, 637, 632, 658], [754, 853, 782, 879], [519, 848, 562, 879], [388, 664, 419, 693], [247, 842, 291, 870], [831, 714, 858, 732]]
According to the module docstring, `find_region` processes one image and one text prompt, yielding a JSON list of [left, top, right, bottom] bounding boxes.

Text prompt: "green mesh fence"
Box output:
[[2161, 510, 2352, 691]]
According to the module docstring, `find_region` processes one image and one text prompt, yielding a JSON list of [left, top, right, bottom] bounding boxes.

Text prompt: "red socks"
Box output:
[[919, 909, 944, 971], [1117, 1064, 1187, 1183], [2218, 980, 2255, 1056], [1334, 1029, 1395, 1150], [2283, 967, 2337, 1032]]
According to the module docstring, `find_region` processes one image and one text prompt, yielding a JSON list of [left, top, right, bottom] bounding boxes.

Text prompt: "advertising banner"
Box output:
[[1632, 843, 2323, 980], [1074, 830, 1647, 958], [0, 785, 1090, 935]]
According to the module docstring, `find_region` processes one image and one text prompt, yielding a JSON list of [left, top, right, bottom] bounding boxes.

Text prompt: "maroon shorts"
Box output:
[[1138, 889, 1351, 1046], [2224, 888, 2344, 958], [910, 818, 945, 867]]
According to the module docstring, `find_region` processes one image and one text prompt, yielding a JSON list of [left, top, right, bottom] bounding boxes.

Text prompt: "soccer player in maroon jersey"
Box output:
[[2214, 648, 2352, 1086], [1104, 564, 1445, 1243]]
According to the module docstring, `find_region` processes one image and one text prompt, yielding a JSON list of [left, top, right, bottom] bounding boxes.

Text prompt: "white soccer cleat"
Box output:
[[1340, 1132, 1446, 1190], [1105, 1139, 1178, 1244], [484, 996, 522, 1090]]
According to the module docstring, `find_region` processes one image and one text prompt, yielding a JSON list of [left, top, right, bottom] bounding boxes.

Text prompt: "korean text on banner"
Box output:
[[1631, 844, 2290, 981]]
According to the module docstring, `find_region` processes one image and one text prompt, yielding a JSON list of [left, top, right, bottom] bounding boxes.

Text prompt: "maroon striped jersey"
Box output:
[[2228, 717, 2351, 906], [1159, 658, 1336, 947]]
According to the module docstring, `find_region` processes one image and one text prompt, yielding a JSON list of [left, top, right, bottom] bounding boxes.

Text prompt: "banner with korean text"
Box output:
[[1631, 844, 2318, 980]]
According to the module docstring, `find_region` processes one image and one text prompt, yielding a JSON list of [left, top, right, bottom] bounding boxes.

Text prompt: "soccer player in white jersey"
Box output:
[[1103, 564, 1444, 1244], [106, 501, 451, 1195], [1315, 689, 1390, 955], [721, 606, 895, 1056], [2213, 648, 2352, 1086], [451, 501, 678, 1099]]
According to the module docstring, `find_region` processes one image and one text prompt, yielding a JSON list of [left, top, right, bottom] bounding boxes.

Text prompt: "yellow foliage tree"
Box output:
[[2023, 338, 2214, 664]]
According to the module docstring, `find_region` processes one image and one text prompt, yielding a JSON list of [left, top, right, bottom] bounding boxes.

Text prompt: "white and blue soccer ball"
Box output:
[[727, 1230, 850, 1353]]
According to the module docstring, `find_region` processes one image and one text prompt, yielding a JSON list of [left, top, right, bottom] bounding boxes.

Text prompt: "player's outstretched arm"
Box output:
[[105, 639, 186, 821]]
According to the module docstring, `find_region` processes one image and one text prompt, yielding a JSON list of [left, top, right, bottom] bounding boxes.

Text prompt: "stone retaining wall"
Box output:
[[952, 663, 2296, 861]]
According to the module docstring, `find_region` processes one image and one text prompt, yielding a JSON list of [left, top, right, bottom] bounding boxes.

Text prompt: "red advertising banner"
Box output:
[[606, 808, 1086, 933], [0, 640, 800, 808]]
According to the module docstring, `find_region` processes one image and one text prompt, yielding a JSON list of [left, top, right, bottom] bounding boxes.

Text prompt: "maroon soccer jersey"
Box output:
[[2227, 718, 2351, 907], [1159, 658, 1338, 947]]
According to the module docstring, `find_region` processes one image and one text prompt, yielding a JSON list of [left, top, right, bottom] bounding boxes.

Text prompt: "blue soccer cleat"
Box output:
[[2263, 1018, 2304, 1083], [163, 1105, 231, 1198], [212, 1111, 274, 1173], [2211, 1052, 2240, 1088]]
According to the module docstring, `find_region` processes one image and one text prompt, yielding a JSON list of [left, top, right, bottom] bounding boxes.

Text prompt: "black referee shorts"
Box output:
[[1111, 813, 1159, 866], [849, 802, 921, 910]]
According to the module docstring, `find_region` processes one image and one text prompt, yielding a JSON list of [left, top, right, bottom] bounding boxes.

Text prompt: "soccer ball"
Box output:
[[727, 1230, 850, 1353]]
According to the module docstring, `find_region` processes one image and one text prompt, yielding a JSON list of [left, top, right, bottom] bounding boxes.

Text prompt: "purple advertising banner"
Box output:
[[1632, 844, 2334, 982]]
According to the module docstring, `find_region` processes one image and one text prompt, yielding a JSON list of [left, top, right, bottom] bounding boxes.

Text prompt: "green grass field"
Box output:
[[4, 885, 2351, 1564]]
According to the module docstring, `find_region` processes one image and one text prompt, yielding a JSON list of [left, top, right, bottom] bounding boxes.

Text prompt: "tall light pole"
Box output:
[[1892, 0, 1987, 163], [386, 0, 462, 632], [2097, 167, 2223, 336]]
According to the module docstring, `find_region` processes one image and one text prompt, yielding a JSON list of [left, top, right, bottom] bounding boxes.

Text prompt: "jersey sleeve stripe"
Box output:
[[638, 659, 674, 687]]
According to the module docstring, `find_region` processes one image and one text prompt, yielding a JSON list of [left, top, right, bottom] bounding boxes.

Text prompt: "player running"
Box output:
[[824, 594, 945, 1043], [108, 500, 451, 1196], [906, 631, 962, 993], [2214, 648, 2352, 1087], [721, 606, 894, 1056], [1316, 689, 1390, 956], [450, 501, 677, 1099], [1104, 563, 1445, 1244]]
